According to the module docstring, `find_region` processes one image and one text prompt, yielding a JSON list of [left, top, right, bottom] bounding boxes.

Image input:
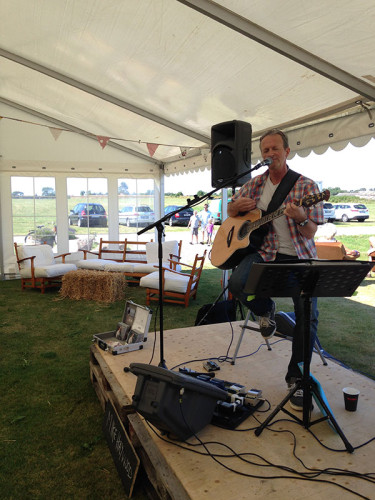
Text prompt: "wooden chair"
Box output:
[[140, 250, 207, 307], [121, 239, 182, 284], [14, 243, 76, 293], [368, 237, 375, 274]]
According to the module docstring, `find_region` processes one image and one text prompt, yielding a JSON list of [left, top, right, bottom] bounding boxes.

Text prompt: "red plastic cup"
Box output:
[[343, 387, 360, 411]]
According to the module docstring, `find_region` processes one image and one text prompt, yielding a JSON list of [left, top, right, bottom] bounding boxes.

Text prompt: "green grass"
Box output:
[[1, 267, 375, 498], [0, 270, 224, 499], [10, 194, 375, 244], [11, 195, 212, 237]]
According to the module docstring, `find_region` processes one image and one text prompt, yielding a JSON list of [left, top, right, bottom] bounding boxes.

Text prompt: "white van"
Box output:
[[206, 199, 221, 224], [208, 199, 224, 224]]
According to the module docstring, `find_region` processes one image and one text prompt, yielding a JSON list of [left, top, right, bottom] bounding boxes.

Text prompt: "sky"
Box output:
[[165, 139, 375, 195]]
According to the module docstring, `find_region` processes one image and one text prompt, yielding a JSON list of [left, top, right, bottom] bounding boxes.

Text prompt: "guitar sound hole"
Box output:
[[238, 222, 251, 240]]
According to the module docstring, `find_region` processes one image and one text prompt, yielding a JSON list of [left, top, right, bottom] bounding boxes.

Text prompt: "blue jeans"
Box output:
[[228, 251, 319, 381]]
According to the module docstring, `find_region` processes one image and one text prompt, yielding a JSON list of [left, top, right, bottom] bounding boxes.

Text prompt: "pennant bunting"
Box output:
[[201, 148, 210, 162], [0, 115, 203, 155], [97, 136, 110, 149], [147, 143, 159, 157], [49, 127, 63, 141]]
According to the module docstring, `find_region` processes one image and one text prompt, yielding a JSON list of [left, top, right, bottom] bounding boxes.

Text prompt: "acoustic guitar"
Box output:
[[210, 190, 330, 270]]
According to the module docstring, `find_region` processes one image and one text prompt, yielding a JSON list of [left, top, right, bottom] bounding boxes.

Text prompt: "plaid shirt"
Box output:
[[232, 169, 324, 261]]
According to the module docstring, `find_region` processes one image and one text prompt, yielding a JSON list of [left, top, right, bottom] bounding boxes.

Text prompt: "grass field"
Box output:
[[11, 194, 375, 236], [11, 194, 214, 237]]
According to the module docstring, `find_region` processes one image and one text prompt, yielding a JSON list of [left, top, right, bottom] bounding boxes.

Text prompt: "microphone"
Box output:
[[253, 157, 272, 170], [259, 157, 272, 167]]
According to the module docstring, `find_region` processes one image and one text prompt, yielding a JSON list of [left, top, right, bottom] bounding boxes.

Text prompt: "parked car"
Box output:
[[69, 203, 107, 227], [119, 205, 154, 226], [333, 203, 369, 222], [323, 202, 336, 223], [164, 205, 193, 226]]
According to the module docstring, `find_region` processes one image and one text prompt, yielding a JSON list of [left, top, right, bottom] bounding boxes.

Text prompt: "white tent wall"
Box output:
[[0, 102, 163, 276]]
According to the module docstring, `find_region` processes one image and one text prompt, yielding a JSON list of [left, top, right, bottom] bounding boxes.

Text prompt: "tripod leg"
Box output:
[[255, 383, 303, 436], [231, 309, 252, 365]]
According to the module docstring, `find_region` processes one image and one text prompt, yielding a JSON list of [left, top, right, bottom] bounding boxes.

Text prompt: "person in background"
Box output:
[[199, 203, 211, 244], [188, 210, 200, 245], [206, 217, 215, 245], [227, 128, 324, 411]]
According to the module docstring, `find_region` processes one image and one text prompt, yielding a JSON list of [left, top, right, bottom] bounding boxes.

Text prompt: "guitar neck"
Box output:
[[252, 198, 304, 230]]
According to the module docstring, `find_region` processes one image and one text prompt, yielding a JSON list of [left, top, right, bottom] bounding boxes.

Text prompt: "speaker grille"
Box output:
[[211, 120, 252, 188]]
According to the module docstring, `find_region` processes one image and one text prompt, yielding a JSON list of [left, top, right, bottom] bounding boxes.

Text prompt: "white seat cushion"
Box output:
[[145, 241, 179, 264], [132, 262, 182, 274], [76, 259, 117, 270], [132, 262, 159, 273], [140, 270, 189, 293], [103, 262, 135, 272], [20, 263, 77, 278], [18, 244, 55, 269]]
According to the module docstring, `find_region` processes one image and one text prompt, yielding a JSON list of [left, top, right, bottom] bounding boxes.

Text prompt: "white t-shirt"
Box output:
[[257, 177, 297, 256], [199, 209, 211, 226]]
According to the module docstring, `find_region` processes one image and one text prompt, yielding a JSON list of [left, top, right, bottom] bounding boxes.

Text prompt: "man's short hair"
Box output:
[[259, 128, 289, 149]]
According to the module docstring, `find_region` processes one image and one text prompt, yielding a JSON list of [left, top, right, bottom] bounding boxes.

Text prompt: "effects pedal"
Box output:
[[203, 360, 220, 372]]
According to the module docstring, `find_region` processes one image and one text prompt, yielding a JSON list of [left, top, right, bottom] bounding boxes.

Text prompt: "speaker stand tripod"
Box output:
[[244, 259, 372, 453]]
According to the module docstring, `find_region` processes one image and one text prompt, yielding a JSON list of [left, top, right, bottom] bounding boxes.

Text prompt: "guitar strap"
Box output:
[[264, 167, 301, 215], [248, 168, 301, 250]]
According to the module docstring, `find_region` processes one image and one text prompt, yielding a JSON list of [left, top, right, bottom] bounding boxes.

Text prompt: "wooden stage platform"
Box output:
[[90, 320, 375, 500]]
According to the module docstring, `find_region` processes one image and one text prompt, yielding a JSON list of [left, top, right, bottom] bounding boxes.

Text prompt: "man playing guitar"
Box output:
[[227, 128, 324, 411]]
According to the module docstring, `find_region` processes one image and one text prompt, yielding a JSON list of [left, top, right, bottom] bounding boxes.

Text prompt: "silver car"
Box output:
[[323, 202, 336, 223], [119, 205, 154, 226], [334, 203, 369, 222]]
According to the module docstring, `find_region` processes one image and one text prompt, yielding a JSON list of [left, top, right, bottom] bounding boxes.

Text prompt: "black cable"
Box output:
[[144, 413, 372, 499], [147, 303, 159, 365]]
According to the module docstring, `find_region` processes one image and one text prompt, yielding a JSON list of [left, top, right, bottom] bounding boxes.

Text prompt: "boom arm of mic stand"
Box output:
[[138, 158, 266, 237], [135, 159, 266, 368]]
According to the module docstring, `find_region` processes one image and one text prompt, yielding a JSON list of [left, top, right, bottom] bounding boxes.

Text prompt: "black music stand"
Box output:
[[244, 259, 372, 453]]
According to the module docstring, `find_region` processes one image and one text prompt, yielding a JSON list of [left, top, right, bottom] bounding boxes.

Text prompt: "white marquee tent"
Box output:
[[1, 0, 375, 274]]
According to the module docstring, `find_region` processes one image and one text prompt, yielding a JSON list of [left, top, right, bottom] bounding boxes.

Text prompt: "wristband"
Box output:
[[298, 218, 309, 227]]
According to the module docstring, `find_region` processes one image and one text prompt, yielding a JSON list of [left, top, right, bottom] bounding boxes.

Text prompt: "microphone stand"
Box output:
[[137, 158, 270, 368]]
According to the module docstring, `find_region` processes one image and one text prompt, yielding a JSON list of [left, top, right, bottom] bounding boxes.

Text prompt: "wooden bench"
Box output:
[[106, 240, 183, 284], [80, 238, 127, 263], [76, 238, 182, 285]]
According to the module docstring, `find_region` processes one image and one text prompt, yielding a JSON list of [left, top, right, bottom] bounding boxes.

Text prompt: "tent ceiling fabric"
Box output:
[[1, 0, 374, 175]]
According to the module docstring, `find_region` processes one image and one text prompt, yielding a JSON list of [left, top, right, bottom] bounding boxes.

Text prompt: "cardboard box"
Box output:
[[93, 301, 152, 355]]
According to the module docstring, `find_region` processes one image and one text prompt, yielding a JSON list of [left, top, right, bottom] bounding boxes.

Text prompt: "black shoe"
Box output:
[[258, 301, 276, 339], [287, 379, 312, 412], [289, 388, 304, 411]]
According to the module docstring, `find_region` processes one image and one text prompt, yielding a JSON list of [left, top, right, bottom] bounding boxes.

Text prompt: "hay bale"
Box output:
[[60, 269, 127, 302]]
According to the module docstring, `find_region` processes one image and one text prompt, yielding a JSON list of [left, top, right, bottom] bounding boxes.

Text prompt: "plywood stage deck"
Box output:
[[90, 320, 375, 500]]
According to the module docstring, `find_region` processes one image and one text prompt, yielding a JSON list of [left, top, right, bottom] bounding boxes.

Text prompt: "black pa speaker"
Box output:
[[211, 120, 252, 188], [129, 363, 227, 441]]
